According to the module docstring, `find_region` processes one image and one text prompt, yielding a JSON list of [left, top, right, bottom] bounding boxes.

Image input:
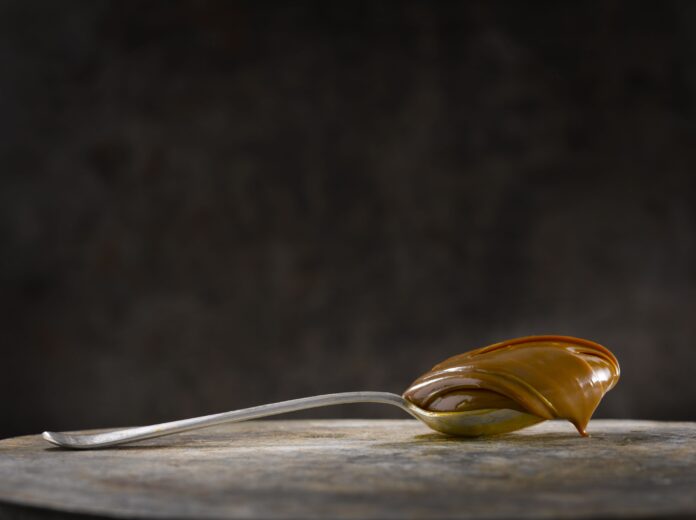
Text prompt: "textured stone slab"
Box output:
[[0, 420, 695, 519]]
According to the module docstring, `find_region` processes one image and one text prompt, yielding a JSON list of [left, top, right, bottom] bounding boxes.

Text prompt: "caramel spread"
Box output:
[[403, 335, 620, 436]]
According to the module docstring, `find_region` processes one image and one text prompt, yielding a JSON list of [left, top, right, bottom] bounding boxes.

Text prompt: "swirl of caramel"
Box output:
[[403, 335, 620, 436]]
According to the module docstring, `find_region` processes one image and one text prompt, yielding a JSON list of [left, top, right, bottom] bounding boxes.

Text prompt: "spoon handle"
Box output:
[[43, 392, 413, 449]]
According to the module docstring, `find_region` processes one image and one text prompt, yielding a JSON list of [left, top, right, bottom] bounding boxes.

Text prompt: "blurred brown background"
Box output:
[[2, 1, 696, 439]]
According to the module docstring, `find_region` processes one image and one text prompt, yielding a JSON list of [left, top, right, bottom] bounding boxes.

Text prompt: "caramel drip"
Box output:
[[402, 335, 620, 436]]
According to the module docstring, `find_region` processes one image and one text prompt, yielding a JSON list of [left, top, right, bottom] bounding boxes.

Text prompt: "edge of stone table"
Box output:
[[1, 419, 695, 520]]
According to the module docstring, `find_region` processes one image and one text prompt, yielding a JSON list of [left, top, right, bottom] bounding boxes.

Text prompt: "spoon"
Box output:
[[43, 391, 540, 449], [43, 335, 619, 449]]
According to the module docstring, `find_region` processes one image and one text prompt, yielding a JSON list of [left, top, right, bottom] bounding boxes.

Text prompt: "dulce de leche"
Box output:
[[403, 335, 620, 436]]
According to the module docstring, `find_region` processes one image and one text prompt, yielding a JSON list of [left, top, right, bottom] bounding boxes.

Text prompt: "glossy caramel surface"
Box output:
[[403, 335, 620, 435]]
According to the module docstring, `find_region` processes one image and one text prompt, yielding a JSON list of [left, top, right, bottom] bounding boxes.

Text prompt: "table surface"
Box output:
[[0, 419, 694, 519]]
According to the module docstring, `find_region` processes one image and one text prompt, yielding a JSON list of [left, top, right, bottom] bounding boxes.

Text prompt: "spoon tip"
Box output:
[[42, 431, 65, 447]]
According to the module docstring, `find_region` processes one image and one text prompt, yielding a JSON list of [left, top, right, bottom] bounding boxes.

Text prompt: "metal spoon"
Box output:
[[42, 391, 541, 449]]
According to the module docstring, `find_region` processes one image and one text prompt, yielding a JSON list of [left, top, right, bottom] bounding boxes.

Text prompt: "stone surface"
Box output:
[[0, 419, 695, 519]]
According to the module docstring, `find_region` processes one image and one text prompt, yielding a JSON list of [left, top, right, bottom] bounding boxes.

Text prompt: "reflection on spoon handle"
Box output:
[[43, 392, 414, 449]]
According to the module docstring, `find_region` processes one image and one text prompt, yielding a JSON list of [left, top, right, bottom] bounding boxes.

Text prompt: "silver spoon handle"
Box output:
[[43, 392, 413, 449]]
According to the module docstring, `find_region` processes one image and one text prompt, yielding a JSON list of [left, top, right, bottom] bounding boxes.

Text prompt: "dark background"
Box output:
[[2, 1, 695, 440]]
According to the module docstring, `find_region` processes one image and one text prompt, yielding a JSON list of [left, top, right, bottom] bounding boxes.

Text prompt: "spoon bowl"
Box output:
[[405, 403, 544, 437]]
